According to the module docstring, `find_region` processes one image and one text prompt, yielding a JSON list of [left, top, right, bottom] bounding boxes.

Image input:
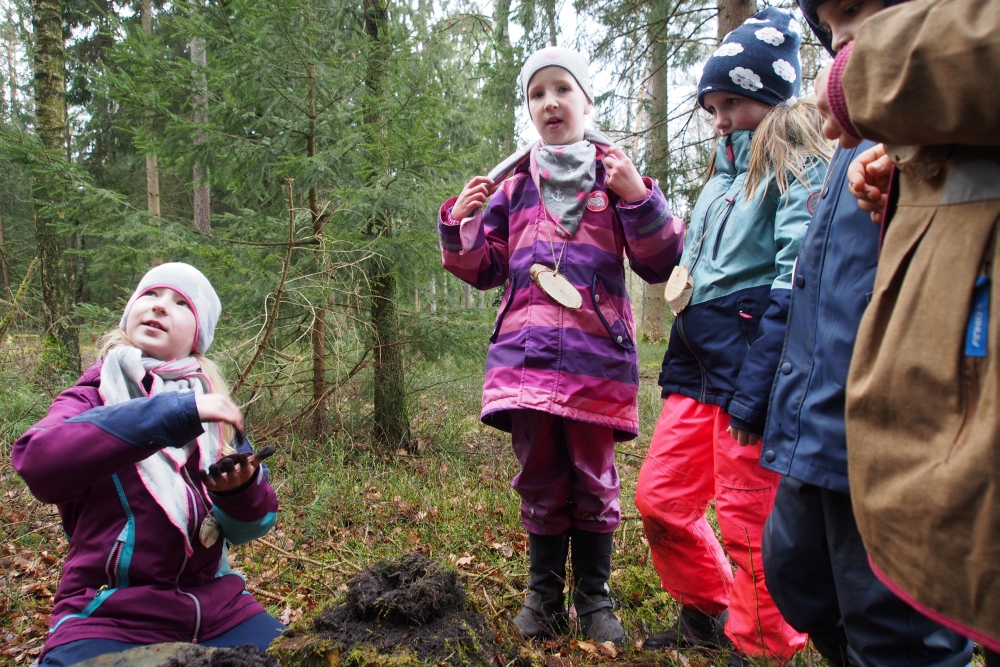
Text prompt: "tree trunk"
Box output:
[[364, 0, 411, 450], [490, 0, 516, 155], [190, 28, 209, 232], [642, 19, 670, 342], [5, 20, 18, 120], [429, 276, 436, 313], [0, 205, 9, 296], [717, 0, 756, 42], [142, 0, 160, 217], [462, 283, 472, 309], [492, 0, 511, 49], [145, 154, 160, 216], [542, 0, 557, 46], [306, 66, 327, 440], [31, 0, 80, 375]]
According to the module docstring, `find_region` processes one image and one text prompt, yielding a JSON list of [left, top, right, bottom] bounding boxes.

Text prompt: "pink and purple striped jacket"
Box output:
[[439, 159, 684, 440]]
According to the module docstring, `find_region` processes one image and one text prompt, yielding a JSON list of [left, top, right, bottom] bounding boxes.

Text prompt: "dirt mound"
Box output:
[[345, 552, 466, 625], [276, 552, 499, 666]]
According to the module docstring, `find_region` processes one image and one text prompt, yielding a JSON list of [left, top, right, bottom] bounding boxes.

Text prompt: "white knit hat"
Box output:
[[119, 262, 222, 354], [520, 46, 594, 104]]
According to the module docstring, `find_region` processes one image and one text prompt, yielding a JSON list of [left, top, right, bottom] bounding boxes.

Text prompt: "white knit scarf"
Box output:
[[99, 345, 222, 556]]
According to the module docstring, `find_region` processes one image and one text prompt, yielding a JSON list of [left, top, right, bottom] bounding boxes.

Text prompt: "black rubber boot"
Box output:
[[570, 529, 626, 645], [513, 533, 570, 638], [642, 605, 730, 650]]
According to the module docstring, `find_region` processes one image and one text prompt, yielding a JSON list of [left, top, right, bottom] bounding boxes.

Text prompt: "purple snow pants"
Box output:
[[509, 409, 620, 536]]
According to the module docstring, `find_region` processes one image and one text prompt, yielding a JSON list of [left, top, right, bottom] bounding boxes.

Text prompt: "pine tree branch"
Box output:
[[233, 177, 298, 393]]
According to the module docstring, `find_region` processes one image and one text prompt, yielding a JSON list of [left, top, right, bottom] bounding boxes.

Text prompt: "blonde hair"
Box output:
[[745, 99, 831, 199], [702, 99, 831, 196], [98, 329, 238, 453]]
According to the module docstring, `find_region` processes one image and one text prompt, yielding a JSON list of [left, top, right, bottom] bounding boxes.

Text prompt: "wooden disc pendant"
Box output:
[[664, 265, 694, 315], [530, 263, 582, 309], [199, 514, 221, 548]]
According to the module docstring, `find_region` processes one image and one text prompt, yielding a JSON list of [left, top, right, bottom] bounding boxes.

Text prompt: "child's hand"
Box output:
[[847, 143, 892, 223], [728, 425, 761, 447], [195, 394, 245, 435], [815, 65, 863, 150], [603, 146, 648, 203], [200, 446, 276, 493], [452, 176, 497, 221]]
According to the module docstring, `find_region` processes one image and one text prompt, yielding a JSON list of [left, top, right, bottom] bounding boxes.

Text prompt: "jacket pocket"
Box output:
[[489, 275, 516, 344], [591, 274, 634, 350]]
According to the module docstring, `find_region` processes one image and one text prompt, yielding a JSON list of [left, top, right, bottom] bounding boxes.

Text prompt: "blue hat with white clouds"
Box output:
[[698, 7, 803, 110]]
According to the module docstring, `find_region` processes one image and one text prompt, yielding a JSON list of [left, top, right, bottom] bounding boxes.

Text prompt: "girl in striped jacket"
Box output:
[[438, 46, 684, 645]]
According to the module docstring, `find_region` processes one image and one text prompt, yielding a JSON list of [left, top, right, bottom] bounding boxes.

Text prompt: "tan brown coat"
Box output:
[[842, 0, 1000, 644]]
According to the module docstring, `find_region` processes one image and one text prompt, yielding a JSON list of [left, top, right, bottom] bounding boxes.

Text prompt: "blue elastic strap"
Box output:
[[965, 275, 990, 357]]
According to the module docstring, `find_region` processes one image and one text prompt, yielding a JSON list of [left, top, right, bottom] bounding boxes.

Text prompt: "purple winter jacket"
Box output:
[[12, 361, 279, 658], [439, 163, 684, 440]]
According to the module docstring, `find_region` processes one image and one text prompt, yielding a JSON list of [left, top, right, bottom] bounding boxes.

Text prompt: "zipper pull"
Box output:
[[726, 136, 735, 164], [739, 310, 753, 320]]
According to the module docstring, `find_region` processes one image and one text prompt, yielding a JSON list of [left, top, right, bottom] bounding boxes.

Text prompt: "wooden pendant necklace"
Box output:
[[664, 190, 736, 315], [529, 203, 582, 309], [664, 265, 694, 315], [185, 467, 221, 548]]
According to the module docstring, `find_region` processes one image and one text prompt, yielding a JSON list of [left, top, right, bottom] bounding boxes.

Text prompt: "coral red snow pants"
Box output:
[[635, 394, 807, 661]]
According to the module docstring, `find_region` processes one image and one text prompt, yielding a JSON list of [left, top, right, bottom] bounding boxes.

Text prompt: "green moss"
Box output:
[[342, 644, 419, 667]]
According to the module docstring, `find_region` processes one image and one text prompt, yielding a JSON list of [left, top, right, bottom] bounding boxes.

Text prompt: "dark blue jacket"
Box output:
[[761, 141, 881, 493], [658, 131, 826, 434]]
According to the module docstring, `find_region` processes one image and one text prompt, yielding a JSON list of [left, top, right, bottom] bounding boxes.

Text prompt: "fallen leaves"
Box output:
[[490, 542, 514, 559], [1, 495, 65, 663], [279, 604, 304, 625], [572, 639, 618, 659]]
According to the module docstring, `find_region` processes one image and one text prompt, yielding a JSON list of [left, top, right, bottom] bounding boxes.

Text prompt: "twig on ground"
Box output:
[[246, 583, 285, 603], [259, 537, 363, 575]]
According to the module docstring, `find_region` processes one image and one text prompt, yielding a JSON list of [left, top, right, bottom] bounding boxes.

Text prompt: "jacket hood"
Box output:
[[77, 359, 104, 387]]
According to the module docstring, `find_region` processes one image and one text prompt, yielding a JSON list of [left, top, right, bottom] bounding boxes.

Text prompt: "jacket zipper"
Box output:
[[104, 540, 123, 589], [175, 553, 203, 642], [675, 314, 707, 403], [712, 199, 738, 260], [738, 310, 754, 347], [179, 468, 206, 642], [690, 193, 727, 273]]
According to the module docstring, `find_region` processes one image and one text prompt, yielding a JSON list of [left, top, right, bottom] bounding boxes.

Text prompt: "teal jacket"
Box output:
[[658, 129, 827, 433]]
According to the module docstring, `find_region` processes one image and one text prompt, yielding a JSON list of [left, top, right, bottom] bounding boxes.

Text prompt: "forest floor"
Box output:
[[0, 334, 832, 667]]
